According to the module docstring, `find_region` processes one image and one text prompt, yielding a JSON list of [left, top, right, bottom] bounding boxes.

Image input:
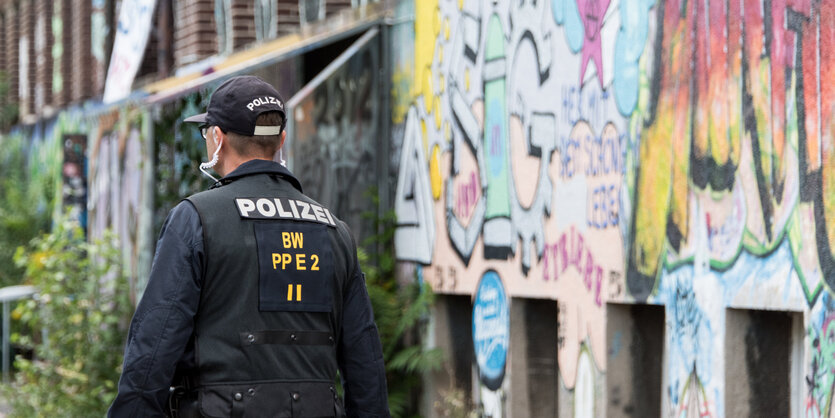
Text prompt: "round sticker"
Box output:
[[472, 270, 509, 390]]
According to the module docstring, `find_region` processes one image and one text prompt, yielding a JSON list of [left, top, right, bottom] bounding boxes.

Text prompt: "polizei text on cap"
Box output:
[[247, 96, 283, 111]]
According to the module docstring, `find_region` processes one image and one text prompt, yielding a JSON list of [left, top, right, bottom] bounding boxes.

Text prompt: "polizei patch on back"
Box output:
[[254, 221, 334, 312], [235, 197, 336, 227]]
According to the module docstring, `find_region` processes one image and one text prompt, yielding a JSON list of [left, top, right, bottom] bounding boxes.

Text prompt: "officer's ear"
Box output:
[[212, 126, 224, 145]]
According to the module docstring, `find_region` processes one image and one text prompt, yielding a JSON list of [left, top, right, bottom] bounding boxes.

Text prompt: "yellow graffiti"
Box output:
[[430, 145, 442, 200], [422, 71, 434, 114], [414, 0, 440, 106]]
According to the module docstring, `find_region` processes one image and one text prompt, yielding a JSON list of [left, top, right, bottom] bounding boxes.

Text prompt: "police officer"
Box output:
[[109, 75, 390, 417]]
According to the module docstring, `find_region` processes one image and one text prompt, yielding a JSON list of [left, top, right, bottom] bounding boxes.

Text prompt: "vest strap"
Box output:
[[231, 395, 245, 418], [240, 330, 335, 346]]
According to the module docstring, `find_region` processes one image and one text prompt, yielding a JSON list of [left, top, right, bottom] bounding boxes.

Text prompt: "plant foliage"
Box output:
[[0, 71, 18, 131], [3, 219, 133, 417], [359, 203, 443, 418], [0, 133, 56, 289]]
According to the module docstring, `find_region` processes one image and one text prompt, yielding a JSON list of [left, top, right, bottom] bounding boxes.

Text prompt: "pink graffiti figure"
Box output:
[[577, 0, 610, 88]]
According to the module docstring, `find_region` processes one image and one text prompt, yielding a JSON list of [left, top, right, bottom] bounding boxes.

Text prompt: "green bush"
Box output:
[[0, 71, 19, 131], [0, 133, 55, 289], [360, 206, 444, 418], [0, 183, 54, 288], [3, 219, 133, 417]]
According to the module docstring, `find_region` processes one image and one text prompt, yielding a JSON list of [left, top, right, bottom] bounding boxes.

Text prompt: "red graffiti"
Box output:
[[543, 226, 603, 306], [455, 171, 479, 219]]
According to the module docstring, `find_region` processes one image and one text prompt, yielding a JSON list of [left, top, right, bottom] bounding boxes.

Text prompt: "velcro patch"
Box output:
[[254, 221, 334, 312], [236, 197, 336, 227]]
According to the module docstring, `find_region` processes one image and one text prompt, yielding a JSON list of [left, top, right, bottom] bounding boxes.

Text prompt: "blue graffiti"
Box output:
[[587, 183, 619, 229], [657, 271, 713, 407], [613, 0, 655, 115], [655, 238, 796, 409], [551, 0, 585, 53], [561, 85, 609, 125], [557, 135, 581, 179], [583, 132, 624, 177]]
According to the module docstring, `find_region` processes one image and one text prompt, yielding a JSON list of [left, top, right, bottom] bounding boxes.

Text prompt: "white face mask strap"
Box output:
[[199, 140, 222, 182]]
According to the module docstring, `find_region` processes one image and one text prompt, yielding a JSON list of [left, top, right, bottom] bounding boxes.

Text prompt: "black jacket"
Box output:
[[109, 160, 389, 417]]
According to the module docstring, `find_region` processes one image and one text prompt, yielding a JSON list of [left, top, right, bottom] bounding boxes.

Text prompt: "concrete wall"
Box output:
[[391, 0, 835, 415]]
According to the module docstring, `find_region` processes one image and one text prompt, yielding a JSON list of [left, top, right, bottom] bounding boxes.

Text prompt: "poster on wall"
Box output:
[[472, 270, 509, 416], [472, 270, 509, 390]]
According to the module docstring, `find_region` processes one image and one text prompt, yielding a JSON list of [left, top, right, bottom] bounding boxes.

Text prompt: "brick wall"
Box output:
[[277, 0, 300, 37], [35, 0, 54, 111], [173, 0, 217, 68], [90, 0, 109, 96], [0, 7, 6, 101], [326, 0, 352, 17], [52, 0, 72, 108], [137, 4, 161, 80], [70, 0, 92, 103], [230, 0, 255, 50], [0, 0, 367, 126], [19, 0, 36, 118], [3, 3, 18, 111]]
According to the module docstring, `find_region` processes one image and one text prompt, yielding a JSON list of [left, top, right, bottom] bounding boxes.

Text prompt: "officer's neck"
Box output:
[[217, 154, 275, 178]]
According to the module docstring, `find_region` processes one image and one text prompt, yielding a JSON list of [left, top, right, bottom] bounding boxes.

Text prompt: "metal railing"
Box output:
[[0, 285, 36, 382]]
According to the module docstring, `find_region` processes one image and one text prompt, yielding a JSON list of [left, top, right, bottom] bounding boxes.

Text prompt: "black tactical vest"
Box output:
[[187, 171, 354, 417]]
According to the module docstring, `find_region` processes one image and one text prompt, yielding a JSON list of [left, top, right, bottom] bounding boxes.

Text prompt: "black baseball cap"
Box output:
[[184, 75, 286, 136]]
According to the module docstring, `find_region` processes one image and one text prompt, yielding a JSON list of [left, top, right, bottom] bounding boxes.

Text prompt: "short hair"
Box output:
[[225, 111, 285, 157]]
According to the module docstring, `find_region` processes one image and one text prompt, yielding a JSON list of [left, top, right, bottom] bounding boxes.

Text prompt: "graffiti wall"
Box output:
[[88, 108, 155, 304], [392, 0, 835, 415]]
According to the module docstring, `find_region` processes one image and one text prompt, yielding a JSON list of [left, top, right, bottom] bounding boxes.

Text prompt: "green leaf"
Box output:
[[2, 218, 134, 416]]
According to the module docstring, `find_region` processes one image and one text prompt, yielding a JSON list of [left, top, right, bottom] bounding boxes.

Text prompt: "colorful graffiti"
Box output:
[[88, 108, 154, 304], [0, 107, 152, 302], [808, 295, 835, 417], [394, 0, 835, 415], [62, 134, 88, 230]]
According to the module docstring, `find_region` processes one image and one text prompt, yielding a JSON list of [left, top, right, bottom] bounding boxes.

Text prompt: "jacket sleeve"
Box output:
[[337, 257, 391, 417], [108, 201, 204, 418]]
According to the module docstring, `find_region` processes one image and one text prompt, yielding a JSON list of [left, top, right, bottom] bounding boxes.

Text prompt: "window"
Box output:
[[607, 303, 664, 418], [509, 298, 559, 416], [215, 0, 232, 55], [254, 0, 277, 42], [725, 308, 799, 417]]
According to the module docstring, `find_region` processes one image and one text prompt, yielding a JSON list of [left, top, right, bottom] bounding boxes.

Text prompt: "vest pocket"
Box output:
[[199, 381, 339, 417]]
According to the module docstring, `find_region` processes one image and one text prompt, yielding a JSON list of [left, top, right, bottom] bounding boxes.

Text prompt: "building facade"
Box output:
[[390, 1, 835, 417], [0, 0, 352, 125], [2, 0, 834, 417]]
